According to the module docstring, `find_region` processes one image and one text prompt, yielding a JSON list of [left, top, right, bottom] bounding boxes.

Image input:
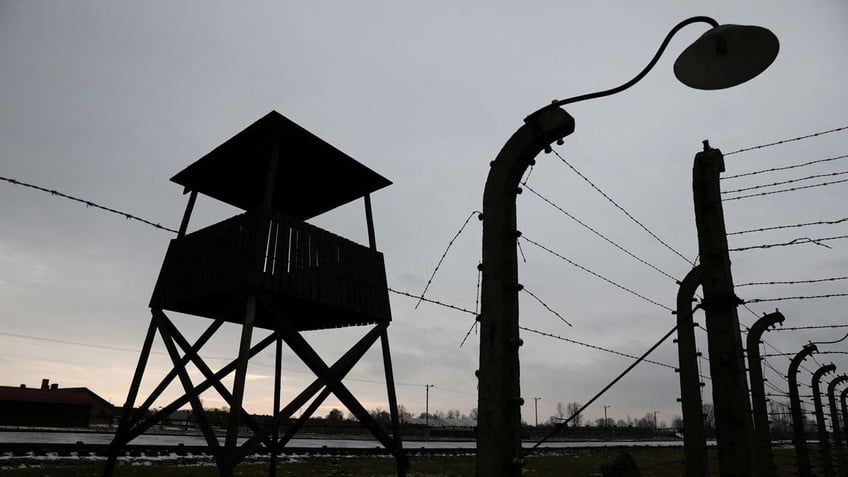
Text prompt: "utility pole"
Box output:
[[691, 141, 757, 477], [425, 384, 433, 428], [812, 364, 837, 477], [534, 397, 541, 427], [747, 311, 785, 477], [604, 405, 611, 427], [653, 411, 659, 430], [789, 344, 817, 477], [424, 384, 433, 428]]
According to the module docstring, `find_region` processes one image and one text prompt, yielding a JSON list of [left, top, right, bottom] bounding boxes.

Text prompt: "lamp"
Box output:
[[527, 16, 779, 121]]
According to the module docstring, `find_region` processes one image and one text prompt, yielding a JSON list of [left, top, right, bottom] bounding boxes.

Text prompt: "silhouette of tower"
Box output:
[[104, 111, 407, 476]]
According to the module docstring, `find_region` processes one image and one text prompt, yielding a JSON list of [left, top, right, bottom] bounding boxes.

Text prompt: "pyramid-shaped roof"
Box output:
[[171, 111, 391, 220]]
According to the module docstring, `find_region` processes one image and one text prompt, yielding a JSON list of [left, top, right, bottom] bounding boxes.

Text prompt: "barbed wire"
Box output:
[[0, 175, 178, 233], [729, 234, 848, 252], [723, 177, 848, 201], [388, 288, 476, 315], [414, 210, 481, 309], [723, 153, 848, 181], [762, 359, 789, 383], [772, 324, 848, 332], [746, 293, 848, 304], [459, 265, 484, 349], [760, 339, 814, 375], [522, 183, 678, 282], [724, 125, 848, 156], [520, 235, 673, 312], [522, 287, 572, 327], [764, 380, 789, 396], [517, 326, 676, 370], [728, 216, 848, 236], [736, 276, 848, 287], [722, 170, 848, 195], [551, 148, 694, 266]]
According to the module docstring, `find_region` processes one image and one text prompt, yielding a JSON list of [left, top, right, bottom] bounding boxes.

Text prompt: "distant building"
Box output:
[[0, 379, 114, 427]]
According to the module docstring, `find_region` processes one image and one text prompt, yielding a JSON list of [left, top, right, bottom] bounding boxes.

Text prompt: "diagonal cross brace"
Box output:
[[257, 294, 405, 461], [155, 310, 223, 465], [119, 330, 279, 445], [236, 321, 385, 460]]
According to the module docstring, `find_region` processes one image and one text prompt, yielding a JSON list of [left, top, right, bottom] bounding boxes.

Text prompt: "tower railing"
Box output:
[[151, 208, 391, 330]]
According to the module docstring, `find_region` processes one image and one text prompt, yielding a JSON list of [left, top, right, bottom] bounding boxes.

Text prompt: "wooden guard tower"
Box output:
[[103, 111, 408, 476]]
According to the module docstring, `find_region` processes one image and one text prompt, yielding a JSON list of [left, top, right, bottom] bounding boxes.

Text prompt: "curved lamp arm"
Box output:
[[527, 16, 719, 122]]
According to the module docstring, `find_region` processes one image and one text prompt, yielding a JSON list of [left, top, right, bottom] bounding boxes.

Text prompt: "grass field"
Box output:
[[1, 446, 803, 476]]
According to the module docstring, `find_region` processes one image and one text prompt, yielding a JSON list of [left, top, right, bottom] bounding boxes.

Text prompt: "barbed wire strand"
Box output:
[[521, 235, 674, 312], [723, 177, 848, 201], [389, 288, 476, 315], [413, 210, 481, 309], [522, 287, 572, 327], [459, 266, 484, 349], [729, 235, 848, 252], [522, 183, 678, 282], [773, 324, 848, 332], [523, 325, 678, 457], [736, 276, 848, 287], [459, 320, 478, 349], [764, 380, 790, 396], [725, 125, 848, 156], [551, 149, 694, 266], [746, 293, 848, 304], [0, 175, 178, 233], [519, 326, 674, 369], [723, 153, 848, 181], [722, 170, 848, 195], [728, 216, 848, 236]]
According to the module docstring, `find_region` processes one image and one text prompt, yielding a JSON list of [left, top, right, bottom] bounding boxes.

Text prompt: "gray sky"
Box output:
[[2, 1, 847, 428]]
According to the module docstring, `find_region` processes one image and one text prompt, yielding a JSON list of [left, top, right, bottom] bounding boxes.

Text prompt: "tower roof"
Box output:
[[171, 111, 391, 220]]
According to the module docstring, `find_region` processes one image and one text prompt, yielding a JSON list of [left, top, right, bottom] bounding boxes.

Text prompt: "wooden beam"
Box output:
[[177, 190, 198, 238], [364, 194, 377, 250]]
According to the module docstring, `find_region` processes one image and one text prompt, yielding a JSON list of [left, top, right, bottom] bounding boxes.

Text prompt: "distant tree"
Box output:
[[671, 415, 684, 431], [635, 412, 657, 428], [447, 409, 460, 419], [417, 412, 428, 419], [370, 408, 391, 425], [327, 408, 344, 422], [566, 402, 583, 427], [397, 404, 412, 420], [595, 417, 615, 427], [469, 408, 478, 420], [616, 419, 629, 427], [768, 400, 792, 439], [702, 403, 715, 430]]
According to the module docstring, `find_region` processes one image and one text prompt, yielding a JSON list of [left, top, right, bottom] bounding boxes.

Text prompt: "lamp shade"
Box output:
[[674, 24, 779, 90]]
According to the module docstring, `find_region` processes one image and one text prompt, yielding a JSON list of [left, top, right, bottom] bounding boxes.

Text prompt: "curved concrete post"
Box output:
[[477, 107, 574, 477], [827, 375, 848, 477], [747, 311, 785, 477], [789, 344, 818, 477], [675, 266, 708, 477], [841, 387, 848, 472], [812, 364, 837, 477]]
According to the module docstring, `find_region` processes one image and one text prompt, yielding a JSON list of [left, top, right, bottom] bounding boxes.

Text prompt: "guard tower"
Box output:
[[103, 111, 408, 476]]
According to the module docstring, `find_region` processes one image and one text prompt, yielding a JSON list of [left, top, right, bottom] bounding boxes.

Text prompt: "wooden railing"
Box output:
[[151, 210, 391, 331]]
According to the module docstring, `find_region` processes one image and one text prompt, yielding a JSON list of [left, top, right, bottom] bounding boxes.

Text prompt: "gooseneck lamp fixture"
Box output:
[[476, 16, 779, 477], [527, 16, 779, 121]]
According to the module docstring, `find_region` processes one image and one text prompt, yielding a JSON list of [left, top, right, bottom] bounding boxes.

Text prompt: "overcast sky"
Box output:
[[2, 1, 848, 429]]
